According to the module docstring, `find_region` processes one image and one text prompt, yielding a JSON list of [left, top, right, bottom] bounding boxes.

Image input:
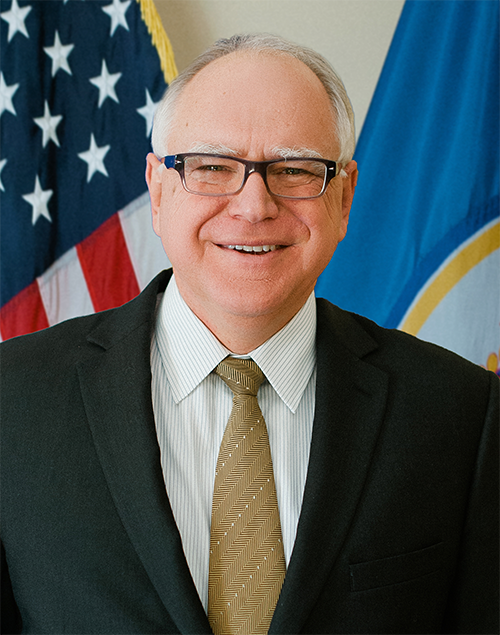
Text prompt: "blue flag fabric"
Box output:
[[316, 0, 499, 372], [0, 0, 174, 339]]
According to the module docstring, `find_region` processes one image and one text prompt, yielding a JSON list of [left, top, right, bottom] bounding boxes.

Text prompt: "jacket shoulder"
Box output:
[[316, 297, 498, 387], [0, 270, 171, 374]]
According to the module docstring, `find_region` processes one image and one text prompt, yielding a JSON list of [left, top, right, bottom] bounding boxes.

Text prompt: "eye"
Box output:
[[197, 164, 230, 172], [269, 165, 309, 177], [269, 164, 317, 180], [188, 158, 240, 175], [283, 167, 308, 176]]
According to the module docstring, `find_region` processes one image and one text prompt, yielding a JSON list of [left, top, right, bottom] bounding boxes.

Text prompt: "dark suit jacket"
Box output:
[[1, 269, 498, 634]]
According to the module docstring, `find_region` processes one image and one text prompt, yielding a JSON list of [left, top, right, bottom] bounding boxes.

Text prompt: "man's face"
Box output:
[[146, 51, 357, 347]]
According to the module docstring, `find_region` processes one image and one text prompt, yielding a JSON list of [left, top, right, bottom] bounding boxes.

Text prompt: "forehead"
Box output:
[[168, 50, 338, 158]]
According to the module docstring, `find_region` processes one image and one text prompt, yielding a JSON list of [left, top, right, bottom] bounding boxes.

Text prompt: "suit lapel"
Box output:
[[271, 299, 389, 634], [77, 271, 212, 634]]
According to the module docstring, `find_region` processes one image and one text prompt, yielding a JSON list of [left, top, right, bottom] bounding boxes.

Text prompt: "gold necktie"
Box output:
[[208, 357, 286, 635]]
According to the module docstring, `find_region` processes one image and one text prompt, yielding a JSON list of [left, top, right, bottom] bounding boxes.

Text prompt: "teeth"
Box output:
[[227, 245, 278, 253]]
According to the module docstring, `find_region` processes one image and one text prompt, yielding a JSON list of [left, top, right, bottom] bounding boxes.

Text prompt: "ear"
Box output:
[[339, 159, 358, 238], [146, 153, 163, 236]]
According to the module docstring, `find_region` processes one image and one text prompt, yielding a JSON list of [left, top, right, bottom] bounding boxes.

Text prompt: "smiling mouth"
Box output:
[[221, 244, 282, 253]]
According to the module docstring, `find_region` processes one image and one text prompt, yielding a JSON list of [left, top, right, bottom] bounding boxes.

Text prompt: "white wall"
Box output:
[[153, 0, 405, 139]]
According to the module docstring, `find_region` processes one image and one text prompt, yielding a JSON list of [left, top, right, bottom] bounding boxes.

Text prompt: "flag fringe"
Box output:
[[137, 0, 178, 84]]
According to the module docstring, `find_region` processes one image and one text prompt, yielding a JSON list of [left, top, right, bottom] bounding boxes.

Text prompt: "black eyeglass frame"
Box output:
[[162, 153, 340, 199]]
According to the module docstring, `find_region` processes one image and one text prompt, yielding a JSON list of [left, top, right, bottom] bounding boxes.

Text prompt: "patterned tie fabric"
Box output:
[[208, 357, 286, 635]]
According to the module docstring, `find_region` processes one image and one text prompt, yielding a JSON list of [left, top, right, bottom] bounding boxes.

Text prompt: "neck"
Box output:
[[176, 286, 306, 355], [201, 313, 292, 355]]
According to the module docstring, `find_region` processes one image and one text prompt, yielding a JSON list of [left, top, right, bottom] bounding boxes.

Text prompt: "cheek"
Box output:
[[297, 197, 346, 270], [158, 193, 226, 257], [296, 195, 344, 243]]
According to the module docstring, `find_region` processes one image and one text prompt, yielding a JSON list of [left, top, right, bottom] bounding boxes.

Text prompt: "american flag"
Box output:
[[0, 0, 175, 341]]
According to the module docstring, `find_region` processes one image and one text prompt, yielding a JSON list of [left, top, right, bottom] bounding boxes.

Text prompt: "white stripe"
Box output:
[[119, 191, 170, 290], [38, 247, 94, 325]]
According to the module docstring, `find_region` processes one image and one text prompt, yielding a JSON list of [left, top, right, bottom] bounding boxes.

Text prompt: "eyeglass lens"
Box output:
[[182, 155, 327, 198]]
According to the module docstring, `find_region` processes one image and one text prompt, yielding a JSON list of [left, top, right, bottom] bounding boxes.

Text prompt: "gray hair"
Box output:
[[151, 33, 356, 166]]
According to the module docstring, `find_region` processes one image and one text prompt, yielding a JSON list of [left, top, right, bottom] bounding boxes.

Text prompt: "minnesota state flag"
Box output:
[[317, 0, 499, 375], [0, 0, 175, 340]]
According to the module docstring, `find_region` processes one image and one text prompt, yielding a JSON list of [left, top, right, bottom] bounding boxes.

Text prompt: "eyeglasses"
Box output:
[[162, 153, 340, 199]]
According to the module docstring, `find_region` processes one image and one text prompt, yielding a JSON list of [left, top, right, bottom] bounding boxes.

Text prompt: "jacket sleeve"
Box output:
[[443, 372, 499, 634]]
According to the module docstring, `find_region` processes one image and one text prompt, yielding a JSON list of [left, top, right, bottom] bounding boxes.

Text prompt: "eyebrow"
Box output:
[[189, 142, 239, 156], [271, 146, 323, 159], [188, 142, 324, 160]]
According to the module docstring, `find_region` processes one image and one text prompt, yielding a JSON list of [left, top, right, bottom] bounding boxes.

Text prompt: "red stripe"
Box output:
[[76, 213, 140, 312], [0, 281, 50, 340]]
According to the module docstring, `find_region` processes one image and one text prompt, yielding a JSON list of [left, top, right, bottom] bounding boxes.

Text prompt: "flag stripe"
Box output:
[[118, 191, 170, 289], [0, 281, 49, 341], [76, 213, 141, 312], [38, 246, 94, 326]]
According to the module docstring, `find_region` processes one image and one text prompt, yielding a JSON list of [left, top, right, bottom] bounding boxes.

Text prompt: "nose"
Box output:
[[227, 171, 279, 223]]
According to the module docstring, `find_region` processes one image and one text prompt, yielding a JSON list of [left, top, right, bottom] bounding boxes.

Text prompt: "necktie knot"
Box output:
[[214, 357, 264, 397]]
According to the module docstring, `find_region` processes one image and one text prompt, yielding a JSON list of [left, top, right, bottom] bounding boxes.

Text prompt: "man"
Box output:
[[1, 34, 498, 635]]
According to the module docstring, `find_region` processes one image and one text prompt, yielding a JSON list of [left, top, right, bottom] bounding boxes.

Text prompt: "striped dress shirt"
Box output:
[[150, 276, 316, 610]]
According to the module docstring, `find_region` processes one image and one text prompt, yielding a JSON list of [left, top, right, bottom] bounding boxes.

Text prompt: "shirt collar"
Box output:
[[250, 293, 316, 412], [155, 275, 316, 412]]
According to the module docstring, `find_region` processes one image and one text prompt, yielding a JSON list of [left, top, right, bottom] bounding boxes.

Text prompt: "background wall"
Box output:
[[152, 0, 405, 139]]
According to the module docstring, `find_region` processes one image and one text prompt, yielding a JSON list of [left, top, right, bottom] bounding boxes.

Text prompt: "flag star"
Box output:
[[34, 101, 63, 148], [1, 0, 31, 42], [137, 89, 160, 137], [102, 0, 131, 36], [0, 72, 19, 118], [44, 31, 74, 77], [23, 176, 53, 224], [0, 158, 7, 192], [90, 60, 121, 107], [78, 134, 110, 182]]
